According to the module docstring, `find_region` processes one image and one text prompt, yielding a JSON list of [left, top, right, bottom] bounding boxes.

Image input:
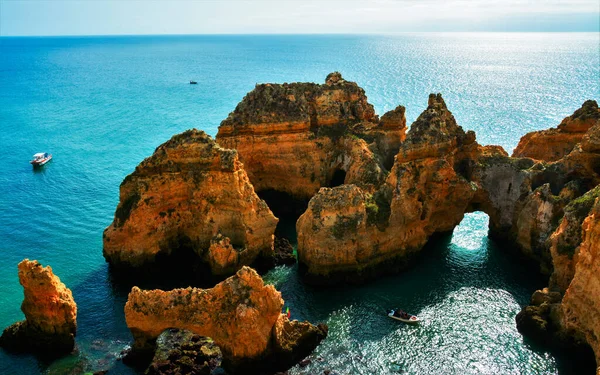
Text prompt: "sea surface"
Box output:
[[0, 33, 598, 375]]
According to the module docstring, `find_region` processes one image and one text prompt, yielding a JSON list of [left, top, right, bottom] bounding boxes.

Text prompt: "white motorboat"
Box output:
[[30, 152, 52, 167], [388, 310, 420, 324]]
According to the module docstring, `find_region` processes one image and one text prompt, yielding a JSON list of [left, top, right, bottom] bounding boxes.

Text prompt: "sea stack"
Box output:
[[124, 266, 327, 373], [0, 259, 77, 356], [103, 129, 278, 278]]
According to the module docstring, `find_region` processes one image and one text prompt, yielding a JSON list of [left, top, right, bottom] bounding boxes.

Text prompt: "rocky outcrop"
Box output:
[[103, 129, 278, 278], [561, 195, 600, 366], [145, 329, 223, 375], [298, 95, 600, 283], [125, 266, 327, 373], [0, 259, 77, 356], [512, 100, 599, 161], [515, 191, 600, 370], [297, 94, 510, 282], [216, 72, 406, 199]]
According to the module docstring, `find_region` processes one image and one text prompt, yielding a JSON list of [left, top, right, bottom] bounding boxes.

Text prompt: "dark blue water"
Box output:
[[0, 34, 598, 374]]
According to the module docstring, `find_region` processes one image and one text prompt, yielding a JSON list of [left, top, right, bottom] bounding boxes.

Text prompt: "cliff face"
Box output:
[[0, 259, 77, 356], [125, 266, 326, 373], [103, 129, 278, 276], [216, 72, 405, 199], [512, 100, 599, 161], [561, 196, 600, 365]]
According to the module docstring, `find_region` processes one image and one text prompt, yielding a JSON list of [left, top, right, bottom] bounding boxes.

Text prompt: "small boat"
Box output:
[[388, 309, 420, 324], [30, 152, 52, 167], [189, 80, 198, 84]]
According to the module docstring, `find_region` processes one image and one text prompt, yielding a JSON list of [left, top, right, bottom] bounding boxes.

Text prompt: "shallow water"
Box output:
[[0, 33, 598, 374]]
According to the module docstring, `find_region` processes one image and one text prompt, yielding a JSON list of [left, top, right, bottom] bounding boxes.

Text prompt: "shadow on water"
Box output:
[[257, 189, 310, 244], [266, 212, 596, 375]]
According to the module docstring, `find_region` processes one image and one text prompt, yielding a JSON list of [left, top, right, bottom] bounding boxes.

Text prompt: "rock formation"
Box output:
[[125, 266, 327, 373], [103, 129, 278, 278], [0, 259, 77, 356], [101, 71, 599, 370], [515, 188, 600, 369], [561, 195, 600, 366], [216, 72, 406, 200], [145, 328, 224, 375], [291, 92, 600, 368], [297, 94, 513, 282], [512, 100, 599, 161], [297, 97, 600, 282]]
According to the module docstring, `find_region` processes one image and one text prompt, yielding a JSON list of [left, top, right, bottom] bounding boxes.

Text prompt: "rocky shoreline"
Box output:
[[1, 73, 598, 373]]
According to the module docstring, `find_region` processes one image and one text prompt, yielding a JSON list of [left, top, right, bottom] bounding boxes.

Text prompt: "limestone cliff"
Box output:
[[103, 129, 278, 277], [298, 95, 600, 283], [0, 259, 77, 356], [125, 266, 327, 373], [561, 195, 600, 367], [216, 72, 405, 199], [293, 92, 600, 367], [297, 94, 508, 282], [512, 100, 599, 161]]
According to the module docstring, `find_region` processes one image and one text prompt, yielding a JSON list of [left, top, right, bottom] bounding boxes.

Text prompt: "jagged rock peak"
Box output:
[[325, 71, 344, 85], [559, 100, 599, 130], [0, 259, 77, 355], [405, 93, 466, 145], [380, 105, 407, 130]]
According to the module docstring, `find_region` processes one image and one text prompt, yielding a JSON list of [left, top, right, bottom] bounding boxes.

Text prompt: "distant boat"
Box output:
[[388, 309, 420, 324], [30, 152, 52, 167], [189, 80, 198, 85]]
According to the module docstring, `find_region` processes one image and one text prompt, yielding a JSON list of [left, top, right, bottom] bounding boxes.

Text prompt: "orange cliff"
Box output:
[[216, 72, 406, 200], [512, 100, 599, 161], [291, 93, 600, 366], [562, 195, 600, 368], [124, 266, 327, 373], [297, 98, 600, 283], [102, 129, 278, 277], [296, 94, 518, 283], [0, 259, 77, 356]]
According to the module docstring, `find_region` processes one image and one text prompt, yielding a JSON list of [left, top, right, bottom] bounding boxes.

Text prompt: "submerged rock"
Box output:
[[103, 129, 278, 278], [146, 329, 223, 375], [0, 259, 77, 356], [124, 266, 327, 373]]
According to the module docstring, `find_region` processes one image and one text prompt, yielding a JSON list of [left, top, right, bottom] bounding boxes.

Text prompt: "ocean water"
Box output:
[[0, 33, 598, 374]]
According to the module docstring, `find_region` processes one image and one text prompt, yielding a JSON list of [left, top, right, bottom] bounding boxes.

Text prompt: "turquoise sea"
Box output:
[[0, 33, 599, 374]]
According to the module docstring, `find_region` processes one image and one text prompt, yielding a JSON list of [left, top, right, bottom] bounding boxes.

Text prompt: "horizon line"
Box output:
[[2, 30, 599, 38]]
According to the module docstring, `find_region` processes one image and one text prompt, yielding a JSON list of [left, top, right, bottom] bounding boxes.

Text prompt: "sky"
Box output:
[[1, 0, 599, 36]]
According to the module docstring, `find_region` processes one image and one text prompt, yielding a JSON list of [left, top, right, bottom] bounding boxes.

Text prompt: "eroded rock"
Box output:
[[0, 259, 77, 356], [103, 129, 278, 278], [125, 266, 326, 373], [145, 329, 223, 375], [297, 94, 506, 282], [513, 100, 599, 161], [216, 73, 405, 199]]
